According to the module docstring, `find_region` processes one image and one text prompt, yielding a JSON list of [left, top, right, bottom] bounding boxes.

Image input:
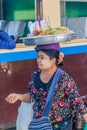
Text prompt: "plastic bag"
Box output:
[[16, 102, 34, 130], [28, 19, 49, 36]]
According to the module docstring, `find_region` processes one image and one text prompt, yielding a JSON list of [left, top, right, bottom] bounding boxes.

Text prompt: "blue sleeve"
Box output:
[[0, 30, 16, 49]]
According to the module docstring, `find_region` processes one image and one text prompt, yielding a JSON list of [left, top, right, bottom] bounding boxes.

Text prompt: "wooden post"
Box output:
[[0, 0, 3, 19]]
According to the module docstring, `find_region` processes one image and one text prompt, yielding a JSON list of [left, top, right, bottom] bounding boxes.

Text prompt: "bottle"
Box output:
[[34, 16, 42, 36]]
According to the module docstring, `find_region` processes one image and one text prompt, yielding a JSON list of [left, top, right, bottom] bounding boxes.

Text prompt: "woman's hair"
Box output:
[[37, 49, 63, 66]]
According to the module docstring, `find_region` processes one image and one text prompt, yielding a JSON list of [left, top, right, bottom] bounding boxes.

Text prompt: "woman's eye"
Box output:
[[41, 56, 44, 59], [37, 56, 44, 59]]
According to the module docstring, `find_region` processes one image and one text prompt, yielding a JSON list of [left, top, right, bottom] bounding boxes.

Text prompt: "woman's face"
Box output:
[[37, 51, 55, 70]]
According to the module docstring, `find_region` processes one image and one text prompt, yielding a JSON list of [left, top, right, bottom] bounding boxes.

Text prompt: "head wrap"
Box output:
[[35, 43, 60, 51]]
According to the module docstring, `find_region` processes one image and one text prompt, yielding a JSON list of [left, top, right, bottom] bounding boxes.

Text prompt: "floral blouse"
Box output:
[[27, 69, 87, 123]]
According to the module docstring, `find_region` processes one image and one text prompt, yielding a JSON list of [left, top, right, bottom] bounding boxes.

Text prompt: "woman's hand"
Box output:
[[5, 93, 20, 104], [5, 93, 30, 103]]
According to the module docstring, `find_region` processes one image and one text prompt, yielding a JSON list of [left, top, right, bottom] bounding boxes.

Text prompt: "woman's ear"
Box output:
[[52, 58, 56, 64], [58, 52, 64, 65]]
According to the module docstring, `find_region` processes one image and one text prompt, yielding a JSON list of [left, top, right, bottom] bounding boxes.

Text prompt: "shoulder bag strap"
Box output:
[[43, 68, 63, 117]]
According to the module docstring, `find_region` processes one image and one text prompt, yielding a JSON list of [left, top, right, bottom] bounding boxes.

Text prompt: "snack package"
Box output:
[[28, 19, 49, 36], [28, 21, 35, 36], [40, 20, 49, 31]]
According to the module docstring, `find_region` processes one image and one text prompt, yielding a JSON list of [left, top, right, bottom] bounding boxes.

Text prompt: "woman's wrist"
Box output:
[[17, 94, 24, 101], [18, 93, 30, 102]]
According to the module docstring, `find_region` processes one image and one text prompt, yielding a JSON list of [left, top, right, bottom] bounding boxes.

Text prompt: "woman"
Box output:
[[5, 43, 87, 130]]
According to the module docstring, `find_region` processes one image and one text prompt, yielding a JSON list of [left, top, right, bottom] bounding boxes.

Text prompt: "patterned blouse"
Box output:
[[27, 69, 87, 123]]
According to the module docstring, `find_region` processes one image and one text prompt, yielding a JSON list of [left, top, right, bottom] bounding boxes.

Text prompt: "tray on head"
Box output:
[[20, 32, 75, 45]]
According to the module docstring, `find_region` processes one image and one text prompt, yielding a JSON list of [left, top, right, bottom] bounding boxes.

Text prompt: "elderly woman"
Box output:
[[6, 43, 87, 130]]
